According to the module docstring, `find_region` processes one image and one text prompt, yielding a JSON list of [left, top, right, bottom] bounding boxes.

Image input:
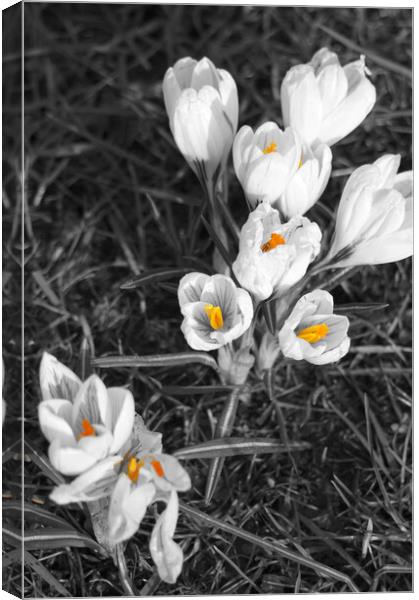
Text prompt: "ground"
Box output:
[[2, 3, 412, 597]]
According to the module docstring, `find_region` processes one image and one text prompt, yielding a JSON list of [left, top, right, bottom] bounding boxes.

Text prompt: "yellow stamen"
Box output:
[[263, 142, 277, 154], [151, 460, 164, 478], [261, 232, 286, 253], [297, 323, 329, 344], [127, 457, 144, 483], [78, 418, 96, 439], [298, 156, 303, 168], [204, 304, 224, 330]]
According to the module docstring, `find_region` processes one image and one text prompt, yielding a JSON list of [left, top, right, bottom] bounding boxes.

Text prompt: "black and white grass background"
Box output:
[[0, 0, 415, 599]]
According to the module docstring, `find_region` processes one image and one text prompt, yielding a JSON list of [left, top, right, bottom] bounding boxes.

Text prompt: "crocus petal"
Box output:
[[38, 399, 75, 445], [50, 456, 121, 504], [150, 491, 183, 584], [109, 474, 156, 544], [146, 454, 191, 493], [318, 56, 376, 145], [178, 272, 211, 311], [335, 228, 413, 267], [374, 154, 401, 188], [39, 352, 82, 402], [77, 425, 113, 460], [72, 375, 109, 436], [308, 336, 351, 365], [281, 64, 323, 145], [106, 388, 135, 454], [48, 439, 101, 476]]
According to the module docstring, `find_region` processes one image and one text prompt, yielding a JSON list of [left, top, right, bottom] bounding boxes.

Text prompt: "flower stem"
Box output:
[[116, 543, 137, 596], [204, 386, 242, 505]]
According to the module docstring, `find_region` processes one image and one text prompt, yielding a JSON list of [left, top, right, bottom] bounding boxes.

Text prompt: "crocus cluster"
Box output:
[[39, 353, 190, 584], [163, 50, 412, 373], [38, 48, 412, 589]]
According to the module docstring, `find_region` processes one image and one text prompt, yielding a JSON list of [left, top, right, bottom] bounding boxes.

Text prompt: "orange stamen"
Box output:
[[297, 323, 329, 344], [78, 418, 96, 439], [204, 304, 224, 330], [262, 142, 277, 154], [127, 457, 144, 483], [151, 460, 165, 478], [261, 232, 286, 253]]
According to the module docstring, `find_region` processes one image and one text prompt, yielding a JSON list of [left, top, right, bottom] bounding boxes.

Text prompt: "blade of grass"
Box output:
[[174, 438, 311, 459], [180, 502, 360, 592], [92, 352, 219, 372]]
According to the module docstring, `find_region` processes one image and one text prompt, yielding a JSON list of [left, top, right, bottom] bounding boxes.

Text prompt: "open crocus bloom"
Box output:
[[163, 56, 238, 190], [277, 141, 332, 219], [38, 353, 135, 476], [232, 202, 322, 302], [178, 273, 254, 351], [233, 122, 301, 206], [327, 154, 413, 267], [281, 48, 376, 147], [278, 289, 350, 365], [51, 415, 190, 584]]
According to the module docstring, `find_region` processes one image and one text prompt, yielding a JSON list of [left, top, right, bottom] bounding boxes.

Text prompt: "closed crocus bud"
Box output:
[[178, 273, 254, 351], [217, 345, 255, 385], [163, 57, 238, 190], [233, 122, 301, 207], [256, 331, 281, 373], [281, 47, 376, 146], [278, 290, 350, 365], [232, 202, 322, 302], [277, 141, 332, 219], [38, 353, 135, 476], [328, 154, 413, 267]]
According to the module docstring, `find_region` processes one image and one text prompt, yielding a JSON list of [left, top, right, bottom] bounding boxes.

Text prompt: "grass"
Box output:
[[2, 3, 412, 596]]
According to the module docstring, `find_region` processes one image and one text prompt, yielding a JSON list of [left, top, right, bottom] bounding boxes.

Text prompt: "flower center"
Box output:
[[204, 304, 224, 330], [262, 142, 277, 154], [261, 232, 286, 253], [297, 323, 329, 344], [78, 418, 96, 439], [298, 155, 303, 168], [127, 456, 165, 483], [127, 457, 143, 483]]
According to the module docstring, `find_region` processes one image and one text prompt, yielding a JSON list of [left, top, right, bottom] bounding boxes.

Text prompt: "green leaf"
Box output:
[[174, 438, 311, 459], [334, 302, 389, 314], [120, 267, 194, 290], [3, 524, 107, 556], [92, 352, 219, 371]]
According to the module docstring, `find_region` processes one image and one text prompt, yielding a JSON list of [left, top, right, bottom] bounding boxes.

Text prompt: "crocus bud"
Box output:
[[281, 48, 376, 146], [278, 290, 350, 365], [178, 273, 254, 351], [276, 141, 332, 219], [232, 202, 322, 302], [163, 57, 238, 190], [256, 331, 281, 373], [233, 122, 301, 207], [217, 345, 255, 385], [328, 154, 413, 267]]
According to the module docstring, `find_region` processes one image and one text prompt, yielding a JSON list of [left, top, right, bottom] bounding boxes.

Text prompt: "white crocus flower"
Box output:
[[281, 47, 376, 147], [278, 290, 350, 365], [38, 353, 135, 476], [232, 203, 322, 302], [233, 121, 301, 207], [163, 56, 238, 191], [50, 415, 190, 585], [178, 273, 254, 351], [277, 141, 332, 219], [327, 154, 413, 267]]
